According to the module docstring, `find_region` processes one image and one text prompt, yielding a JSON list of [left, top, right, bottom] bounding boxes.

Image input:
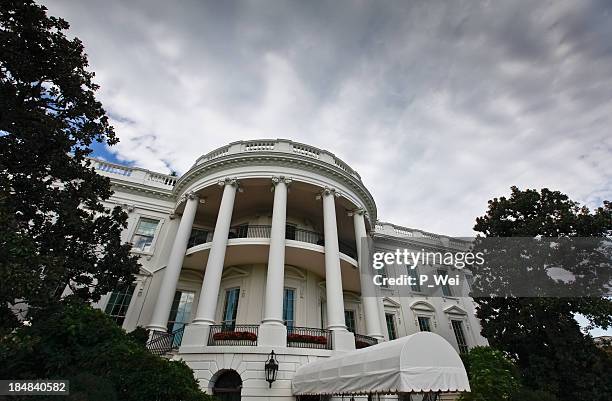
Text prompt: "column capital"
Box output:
[[347, 208, 367, 217], [218, 177, 238, 187], [271, 176, 292, 185], [316, 186, 341, 200], [175, 191, 200, 211]]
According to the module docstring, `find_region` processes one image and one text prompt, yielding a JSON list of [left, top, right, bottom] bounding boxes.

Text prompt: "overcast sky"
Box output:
[[42, 0, 612, 238]]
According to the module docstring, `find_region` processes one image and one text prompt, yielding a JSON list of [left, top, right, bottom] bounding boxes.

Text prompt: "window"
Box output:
[[283, 288, 296, 328], [465, 274, 474, 293], [188, 228, 209, 248], [451, 320, 469, 354], [385, 313, 397, 340], [229, 224, 249, 238], [167, 290, 195, 333], [437, 269, 452, 297], [285, 224, 297, 240], [131, 218, 159, 252], [345, 310, 356, 333], [417, 316, 432, 332], [222, 288, 240, 329], [380, 265, 389, 288], [104, 284, 135, 326], [408, 266, 421, 292]]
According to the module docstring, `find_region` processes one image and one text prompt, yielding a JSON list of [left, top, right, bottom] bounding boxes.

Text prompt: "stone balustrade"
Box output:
[[194, 139, 361, 180]]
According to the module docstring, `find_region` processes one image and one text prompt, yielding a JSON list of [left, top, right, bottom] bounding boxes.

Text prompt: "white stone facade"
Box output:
[[93, 139, 487, 400]]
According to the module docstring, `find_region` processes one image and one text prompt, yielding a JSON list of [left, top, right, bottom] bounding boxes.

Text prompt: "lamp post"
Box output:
[[265, 350, 279, 388]]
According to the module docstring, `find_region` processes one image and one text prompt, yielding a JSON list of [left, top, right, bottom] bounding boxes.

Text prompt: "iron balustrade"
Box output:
[[286, 326, 332, 350], [207, 324, 259, 346], [146, 326, 185, 356], [189, 225, 357, 258], [354, 333, 378, 349]]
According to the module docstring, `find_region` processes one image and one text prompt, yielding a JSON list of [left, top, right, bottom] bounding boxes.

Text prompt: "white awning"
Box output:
[[292, 332, 470, 395]]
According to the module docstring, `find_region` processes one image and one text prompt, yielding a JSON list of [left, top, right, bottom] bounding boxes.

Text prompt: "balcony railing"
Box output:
[[207, 324, 259, 346], [146, 326, 185, 356], [287, 326, 333, 350], [188, 225, 357, 259], [354, 333, 378, 349]]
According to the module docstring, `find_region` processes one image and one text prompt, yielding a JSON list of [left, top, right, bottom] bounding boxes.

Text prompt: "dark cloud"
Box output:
[[42, 0, 612, 236]]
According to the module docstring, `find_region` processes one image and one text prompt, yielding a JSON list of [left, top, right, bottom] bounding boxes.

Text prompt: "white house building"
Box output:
[[93, 139, 486, 401]]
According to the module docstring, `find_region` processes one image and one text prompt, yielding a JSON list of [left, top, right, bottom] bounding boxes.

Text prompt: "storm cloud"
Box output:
[[42, 0, 612, 236]]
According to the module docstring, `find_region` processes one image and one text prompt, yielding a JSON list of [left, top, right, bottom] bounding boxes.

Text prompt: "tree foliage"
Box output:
[[471, 186, 612, 401], [0, 0, 139, 332], [460, 346, 520, 401], [0, 302, 212, 401]]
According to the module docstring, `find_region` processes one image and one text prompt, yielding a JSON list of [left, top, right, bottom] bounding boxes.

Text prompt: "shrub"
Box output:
[[0, 302, 212, 401]]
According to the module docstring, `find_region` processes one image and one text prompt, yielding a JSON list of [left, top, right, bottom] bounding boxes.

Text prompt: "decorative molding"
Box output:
[[443, 305, 468, 316], [121, 203, 135, 213], [218, 177, 238, 187], [410, 300, 435, 312]]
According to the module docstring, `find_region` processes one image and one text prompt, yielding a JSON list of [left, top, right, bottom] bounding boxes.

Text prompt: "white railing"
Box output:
[[375, 222, 469, 249], [293, 143, 321, 159], [244, 141, 275, 152], [95, 160, 132, 176], [92, 159, 176, 190], [194, 139, 362, 180]]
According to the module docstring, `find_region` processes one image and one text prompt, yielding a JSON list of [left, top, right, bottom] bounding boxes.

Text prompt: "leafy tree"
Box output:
[[460, 346, 519, 401], [0, 0, 139, 332], [0, 302, 213, 401], [471, 186, 612, 401]]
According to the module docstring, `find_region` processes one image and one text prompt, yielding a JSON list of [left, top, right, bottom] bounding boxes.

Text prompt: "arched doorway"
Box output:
[[213, 370, 242, 401]]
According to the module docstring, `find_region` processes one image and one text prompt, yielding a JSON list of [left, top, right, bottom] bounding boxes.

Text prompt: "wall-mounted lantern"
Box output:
[[265, 350, 279, 388]]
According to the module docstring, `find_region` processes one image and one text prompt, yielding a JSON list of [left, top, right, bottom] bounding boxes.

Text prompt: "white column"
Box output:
[[353, 210, 385, 341], [192, 178, 238, 325], [321, 187, 355, 351], [147, 192, 199, 332], [259, 177, 290, 346]]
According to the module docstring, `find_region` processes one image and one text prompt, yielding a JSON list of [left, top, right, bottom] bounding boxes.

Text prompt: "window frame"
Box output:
[[417, 316, 432, 332], [129, 216, 163, 254], [283, 287, 296, 328], [222, 287, 241, 329], [344, 309, 356, 333], [104, 284, 136, 326], [385, 313, 397, 340], [437, 268, 453, 297], [451, 319, 469, 354], [407, 266, 422, 293]]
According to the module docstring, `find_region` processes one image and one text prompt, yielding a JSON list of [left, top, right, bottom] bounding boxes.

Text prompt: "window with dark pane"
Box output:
[[344, 310, 356, 333], [222, 287, 240, 329], [167, 290, 195, 333], [408, 266, 421, 292], [188, 228, 209, 248], [437, 269, 452, 297], [104, 284, 135, 325], [418, 316, 432, 332], [385, 313, 397, 340], [283, 288, 295, 328], [451, 320, 469, 354]]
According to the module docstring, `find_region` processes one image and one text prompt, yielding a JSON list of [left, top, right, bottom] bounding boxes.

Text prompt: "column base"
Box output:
[[331, 329, 356, 352], [258, 323, 288, 347], [146, 324, 169, 333], [370, 333, 386, 342], [181, 323, 211, 348]]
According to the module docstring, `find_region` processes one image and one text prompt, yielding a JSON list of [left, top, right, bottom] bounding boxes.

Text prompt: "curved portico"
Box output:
[[146, 139, 385, 350]]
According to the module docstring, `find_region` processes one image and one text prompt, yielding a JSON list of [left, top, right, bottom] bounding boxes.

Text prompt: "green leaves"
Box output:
[[471, 186, 612, 401], [0, 0, 140, 333], [0, 303, 212, 401]]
